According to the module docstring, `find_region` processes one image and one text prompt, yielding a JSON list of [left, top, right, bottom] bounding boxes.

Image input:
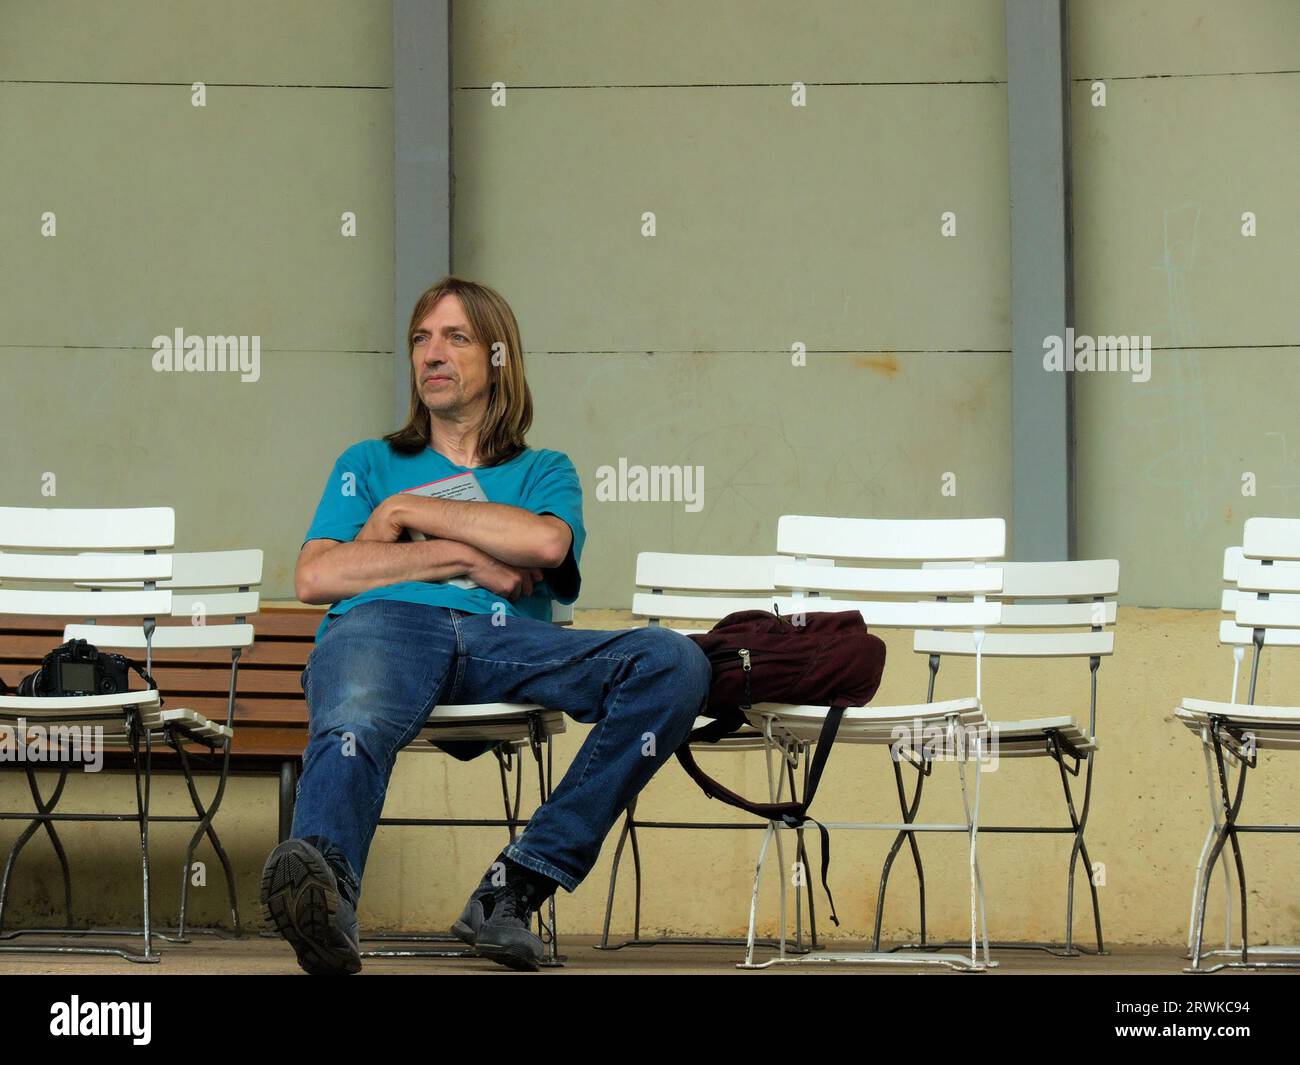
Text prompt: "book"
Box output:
[[402, 471, 488, 589]]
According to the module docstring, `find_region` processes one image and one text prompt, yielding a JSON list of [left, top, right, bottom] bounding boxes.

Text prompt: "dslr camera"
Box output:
[[18, 638, 133, 698]]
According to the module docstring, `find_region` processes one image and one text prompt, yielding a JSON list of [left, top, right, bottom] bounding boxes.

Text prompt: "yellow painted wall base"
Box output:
[[2, 606, 1297, 946]]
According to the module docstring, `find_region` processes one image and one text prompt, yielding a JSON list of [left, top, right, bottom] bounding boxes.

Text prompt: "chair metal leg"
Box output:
[[875, 661, 940, 953], [278, 759, 297, 843], [596, 800, 637, 948], [741, 821, 777, 968], [1189, 721, 1253, 972], [794, 743, 819, 950], [956, 727, 992, 969], [171, 733, 242, 939], [526, 720, 562, 967], [494, 745, 521, 844], [1213, 728, 1250, 967], [1187, 729, 1235, 958], [128, 709, 159, 961], [872, 750, 928, 951], [0, 765, 75, 935], [787, 757, 817, 952], [1050, 734, 1106, 956], [764, 733, 790, 959]]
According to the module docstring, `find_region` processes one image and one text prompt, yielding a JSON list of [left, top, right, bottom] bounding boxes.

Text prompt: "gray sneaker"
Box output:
[[450, 868, 495, 946], [474, 877, 549, 971], [260, 837, 361, 975]]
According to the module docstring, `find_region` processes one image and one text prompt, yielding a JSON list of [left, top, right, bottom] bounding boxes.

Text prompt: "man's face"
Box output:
[[411, 294, 491, 417]]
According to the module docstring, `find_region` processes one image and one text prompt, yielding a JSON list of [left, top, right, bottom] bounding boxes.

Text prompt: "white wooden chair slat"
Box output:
[[0, 588, 172, 617], [914, 630, 1114, 658], [2, 720, 143, 743], [157, 707, 233, 739], [636, 553, 783, 591], [1221, 588, 1300, 610], [1234, 559, 1300, 593], [746, 715, 988, 746], [420, 705, 567, 742], [924, 558, 1119, 598], [748, 696, 982, 722], [994, 601, 1117, 626], [163, 591, 260, 617], [0, 689, 162, 711], [1218, 619, 1300, 647], [771, 597, 1002, 628], [1223, 546, 1244, 582], [1243, 517, 1300, 562], [0, 507, 174, 550], [1180, 698, 1300, 722], [777, 515, 1005, 561], [6, 711, 228, 742], [632, 592, 779, 621], [0, 552, 173, 582], [1234, 599, 1300, 629], [75, 549, 263, 588], [426, 702, 548, 720], [413, 721, 566, 743], [63, 623, 255, 651], [776, 560, 1002, 595]]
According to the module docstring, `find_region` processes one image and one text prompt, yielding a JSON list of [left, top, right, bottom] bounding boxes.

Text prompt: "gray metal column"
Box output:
[[393, 0, 452, 426], [1005, 0, 1075, 560]]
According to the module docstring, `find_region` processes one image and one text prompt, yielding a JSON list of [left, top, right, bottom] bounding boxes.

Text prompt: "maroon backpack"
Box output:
[[678, 608, 887, 924]]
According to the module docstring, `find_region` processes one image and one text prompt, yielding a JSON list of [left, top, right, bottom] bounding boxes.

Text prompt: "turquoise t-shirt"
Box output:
[[302, 439, 585, 638]]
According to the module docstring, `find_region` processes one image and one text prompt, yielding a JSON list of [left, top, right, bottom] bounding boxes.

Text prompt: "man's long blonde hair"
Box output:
[[384, 276, 533, 466]]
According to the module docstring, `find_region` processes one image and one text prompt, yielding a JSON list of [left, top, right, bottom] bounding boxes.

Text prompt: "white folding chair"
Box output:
[[361, 600, 572, 966], [1179, 519, 1300, 972], [893, 558, 1119, 957], [752, 514, 1006, 971], [597, 552, 823, 954], [67, 548, 263, 941], [0, 506, 177, 962]]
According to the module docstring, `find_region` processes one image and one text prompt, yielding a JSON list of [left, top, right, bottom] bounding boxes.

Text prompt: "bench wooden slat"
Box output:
[[0, 608, 323, 639], [0, 635, 311, 667]]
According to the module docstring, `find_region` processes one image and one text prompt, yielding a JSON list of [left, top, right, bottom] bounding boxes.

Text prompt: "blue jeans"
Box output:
[[290, 599, 711, 894]]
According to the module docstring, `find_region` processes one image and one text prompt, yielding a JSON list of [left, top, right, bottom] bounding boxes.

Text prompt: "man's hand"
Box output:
[[355, 496, 405, 543], [468, 552, 545, 601]]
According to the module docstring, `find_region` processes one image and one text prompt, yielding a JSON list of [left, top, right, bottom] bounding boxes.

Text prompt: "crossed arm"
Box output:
[[294, 494, 573, 606]]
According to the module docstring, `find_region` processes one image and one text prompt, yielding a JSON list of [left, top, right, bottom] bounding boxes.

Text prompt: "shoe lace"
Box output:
[[494, 884, 555, 945]]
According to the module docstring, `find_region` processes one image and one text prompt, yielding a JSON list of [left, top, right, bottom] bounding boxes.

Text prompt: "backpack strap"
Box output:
[[675, 702, 847, 925]]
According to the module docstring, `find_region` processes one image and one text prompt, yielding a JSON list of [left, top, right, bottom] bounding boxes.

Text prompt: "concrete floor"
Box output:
[[0, 933, 1268, 975]]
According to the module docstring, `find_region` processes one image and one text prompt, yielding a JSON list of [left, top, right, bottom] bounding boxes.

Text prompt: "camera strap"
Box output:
[[124, 659, 160, 694]]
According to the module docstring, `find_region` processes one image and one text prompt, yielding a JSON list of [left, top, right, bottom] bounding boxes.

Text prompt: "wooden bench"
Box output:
[[0, 604, 322, 838]]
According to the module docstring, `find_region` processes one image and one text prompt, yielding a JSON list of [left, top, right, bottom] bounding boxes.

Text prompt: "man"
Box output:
[[261, 276, 711, 974]]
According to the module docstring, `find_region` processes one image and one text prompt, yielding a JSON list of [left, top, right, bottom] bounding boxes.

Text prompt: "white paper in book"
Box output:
[[402, 471, 488, 589]]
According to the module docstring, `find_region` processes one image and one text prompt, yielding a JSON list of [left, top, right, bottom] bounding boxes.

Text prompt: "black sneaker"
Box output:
[[260, 837, 361, 975], [474, 864, 556, 972]]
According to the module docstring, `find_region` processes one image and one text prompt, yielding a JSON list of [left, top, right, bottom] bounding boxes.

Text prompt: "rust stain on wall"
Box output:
[[853, 353, 899, 378]]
